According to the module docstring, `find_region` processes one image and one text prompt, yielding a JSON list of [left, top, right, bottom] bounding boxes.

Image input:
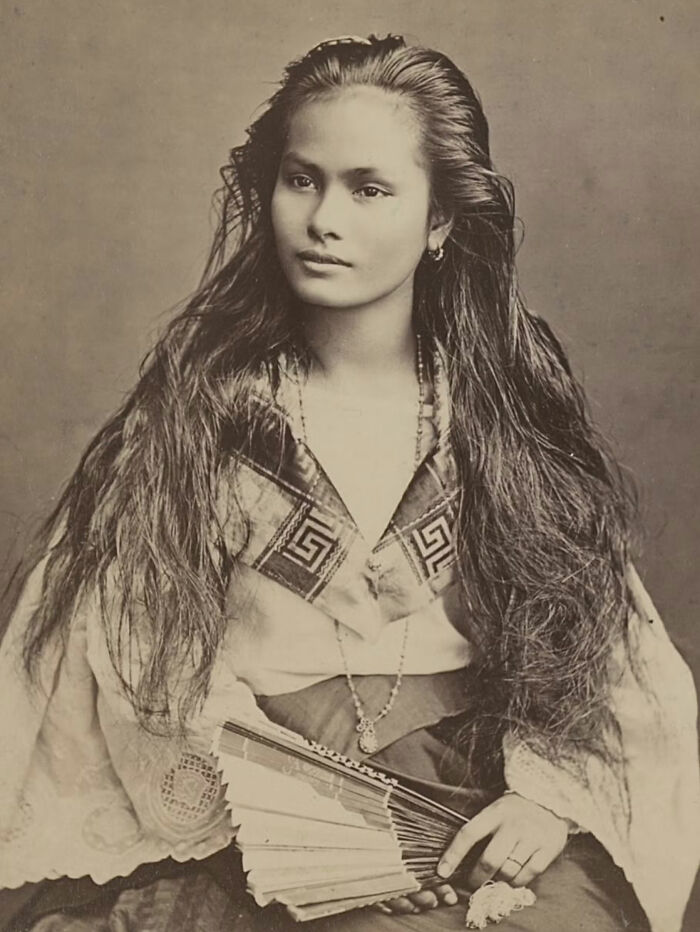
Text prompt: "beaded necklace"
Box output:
[[293, 334, 426, 754]]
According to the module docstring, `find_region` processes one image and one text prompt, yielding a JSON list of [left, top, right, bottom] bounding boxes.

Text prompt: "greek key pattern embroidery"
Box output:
[[411, 514, 455, 578], [280, 509, 339, 574]]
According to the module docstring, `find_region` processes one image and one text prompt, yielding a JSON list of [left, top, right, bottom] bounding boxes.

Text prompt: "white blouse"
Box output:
[[224, 377, 472, 695], [0, 367, 698, 932]]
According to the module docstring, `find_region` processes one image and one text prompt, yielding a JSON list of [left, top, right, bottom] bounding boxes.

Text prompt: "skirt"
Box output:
[[0, 673, 650, 932]]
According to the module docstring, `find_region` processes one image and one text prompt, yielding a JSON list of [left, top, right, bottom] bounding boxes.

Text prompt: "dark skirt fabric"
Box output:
[[0, 674, 650, 932], [1, 836, 650, 932]]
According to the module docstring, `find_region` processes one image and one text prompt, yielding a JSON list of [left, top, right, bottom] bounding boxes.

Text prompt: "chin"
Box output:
[[289, 279, 366, 310]]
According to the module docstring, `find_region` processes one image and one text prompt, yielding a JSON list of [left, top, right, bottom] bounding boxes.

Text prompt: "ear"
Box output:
[[427, 208, 454, 252]]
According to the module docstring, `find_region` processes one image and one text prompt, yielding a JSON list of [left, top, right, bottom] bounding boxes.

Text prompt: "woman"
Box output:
[[0, 33, 698, 932]]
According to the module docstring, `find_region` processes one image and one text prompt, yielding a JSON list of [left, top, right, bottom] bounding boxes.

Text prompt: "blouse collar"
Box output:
[[221, 344, 459, 640]]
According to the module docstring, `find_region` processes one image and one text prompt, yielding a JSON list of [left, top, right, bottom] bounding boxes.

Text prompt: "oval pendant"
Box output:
[[358, 724, 378, 754]]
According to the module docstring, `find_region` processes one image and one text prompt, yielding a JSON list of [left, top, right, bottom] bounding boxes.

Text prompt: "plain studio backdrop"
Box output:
[[1, 0, 698, 928]]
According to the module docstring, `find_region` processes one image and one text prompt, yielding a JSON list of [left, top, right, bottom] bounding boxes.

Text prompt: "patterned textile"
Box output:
[[220, 374, 459, 633]]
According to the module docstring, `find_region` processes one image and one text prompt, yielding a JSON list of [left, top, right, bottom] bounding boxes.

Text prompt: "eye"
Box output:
[[288, 174, 316, 190], [356, 185, 388, 199]]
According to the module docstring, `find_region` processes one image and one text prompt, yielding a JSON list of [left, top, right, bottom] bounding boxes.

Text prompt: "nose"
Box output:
[[307, 185, 344, 242]]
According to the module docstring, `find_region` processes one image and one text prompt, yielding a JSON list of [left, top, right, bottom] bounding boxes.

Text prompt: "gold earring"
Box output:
[[427, 243, 445, 263]]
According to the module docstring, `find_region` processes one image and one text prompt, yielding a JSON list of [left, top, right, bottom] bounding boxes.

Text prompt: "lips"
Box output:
[[297, 249, 351, 267]]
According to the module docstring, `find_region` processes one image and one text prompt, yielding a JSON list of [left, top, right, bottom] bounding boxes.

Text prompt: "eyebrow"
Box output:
[[280, 152, 392, 182]]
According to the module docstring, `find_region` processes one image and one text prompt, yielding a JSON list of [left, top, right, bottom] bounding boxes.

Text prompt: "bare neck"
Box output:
[[300, 292, 418, 398]]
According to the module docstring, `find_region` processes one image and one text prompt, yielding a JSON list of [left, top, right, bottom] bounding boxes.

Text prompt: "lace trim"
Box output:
[[0, 746, 233, 889], [0, 780, 234, 889]]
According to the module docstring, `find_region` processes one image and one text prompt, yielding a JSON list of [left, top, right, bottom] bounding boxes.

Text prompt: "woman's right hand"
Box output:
[[376, 884, 459, 915]]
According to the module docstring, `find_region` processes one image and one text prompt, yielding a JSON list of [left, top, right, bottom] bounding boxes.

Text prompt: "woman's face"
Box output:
[[271, 86, 438, 313]]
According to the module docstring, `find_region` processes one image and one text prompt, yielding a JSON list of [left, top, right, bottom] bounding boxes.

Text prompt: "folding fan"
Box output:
[[212, 716, 469, 921]]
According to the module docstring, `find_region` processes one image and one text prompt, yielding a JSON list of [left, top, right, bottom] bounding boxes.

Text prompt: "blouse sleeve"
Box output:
[[502, 566, 700, 932], [0, 551, 267, 889]]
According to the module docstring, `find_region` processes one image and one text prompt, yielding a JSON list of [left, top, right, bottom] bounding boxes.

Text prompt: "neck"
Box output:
[[300, 288, 417, 396]]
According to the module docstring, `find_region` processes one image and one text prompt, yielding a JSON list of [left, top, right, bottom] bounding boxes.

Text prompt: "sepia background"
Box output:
[[1, 0, 698, 926]]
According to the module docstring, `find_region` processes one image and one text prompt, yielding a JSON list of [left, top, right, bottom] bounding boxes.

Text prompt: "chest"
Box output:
[[300, 390, 436, 544]]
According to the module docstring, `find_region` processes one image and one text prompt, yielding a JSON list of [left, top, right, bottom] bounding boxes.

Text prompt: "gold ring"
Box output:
[[504, 856, 524, 868]]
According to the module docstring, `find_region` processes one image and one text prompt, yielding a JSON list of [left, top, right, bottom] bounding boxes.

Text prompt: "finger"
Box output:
[[434, 884, 458, 907], [512, 848, 557, 888], [408, 890, 438, 910], [437, 805, 504, 878], [467, 830, 521, 889], [382, 896, 420, 914], [496, 843, 534, 883], [497, 856, 527, 884]]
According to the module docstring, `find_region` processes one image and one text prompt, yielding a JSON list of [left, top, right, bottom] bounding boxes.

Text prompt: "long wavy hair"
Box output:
[[7, 35, 636, 771]]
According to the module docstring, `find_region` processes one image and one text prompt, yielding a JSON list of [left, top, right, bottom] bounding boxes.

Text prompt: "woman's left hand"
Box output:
[[437, 792, 569, 890]]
